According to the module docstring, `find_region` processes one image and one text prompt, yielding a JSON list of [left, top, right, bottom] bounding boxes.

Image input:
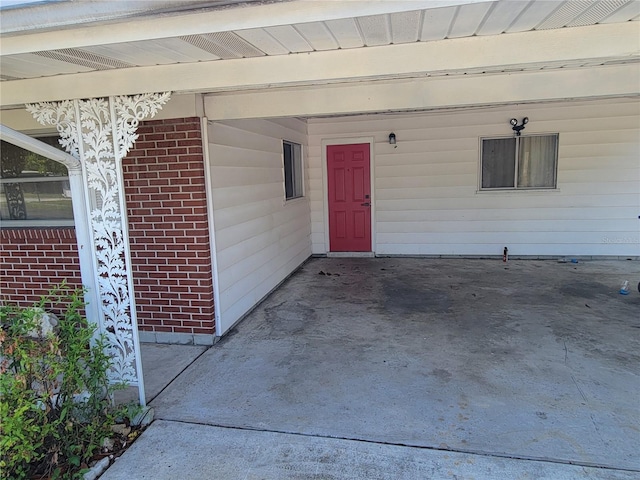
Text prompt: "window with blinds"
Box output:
[[481, 134, 558, 190]]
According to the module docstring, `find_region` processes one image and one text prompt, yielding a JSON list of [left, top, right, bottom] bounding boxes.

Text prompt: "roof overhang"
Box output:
[[0, 0, 638, 110]]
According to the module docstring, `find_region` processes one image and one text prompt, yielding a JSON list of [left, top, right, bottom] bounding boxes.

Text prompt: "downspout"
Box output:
[[0, 124, 100, 332]]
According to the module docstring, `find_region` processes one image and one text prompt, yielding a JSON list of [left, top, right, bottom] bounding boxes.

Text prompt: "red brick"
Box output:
[[133, 141, 156, 149], [144, 134, 165, 141], [192, 328, 213, 335], [165, 132, 187, 140], [0, 228, 83, 310], [154, 125, 176, 133], [175, 123, 201, 132], [146, 148, 167, 156], [168, 148, 188, 155], [176, 139, 203, 147], [119, 117, 216, 335]]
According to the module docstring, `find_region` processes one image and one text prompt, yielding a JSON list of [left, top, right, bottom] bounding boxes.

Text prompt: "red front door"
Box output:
[[327, 143, 371, 252]]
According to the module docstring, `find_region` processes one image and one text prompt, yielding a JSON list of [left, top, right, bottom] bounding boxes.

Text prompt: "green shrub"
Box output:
[[0, 286, 125, 479]]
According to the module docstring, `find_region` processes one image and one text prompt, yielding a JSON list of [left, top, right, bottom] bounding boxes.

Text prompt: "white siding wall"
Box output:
[[308, 98, 640, 257], [207, 118, 311, 334]]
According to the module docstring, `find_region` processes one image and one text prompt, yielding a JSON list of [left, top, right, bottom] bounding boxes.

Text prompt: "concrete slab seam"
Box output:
[[153, 418, 640, 474], [146, 346, 211, 404]]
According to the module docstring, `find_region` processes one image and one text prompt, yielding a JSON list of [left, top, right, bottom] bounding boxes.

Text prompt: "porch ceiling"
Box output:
[[1, 0, 638, 106]]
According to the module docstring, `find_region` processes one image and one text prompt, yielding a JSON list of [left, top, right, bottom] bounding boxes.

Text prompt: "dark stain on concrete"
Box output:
[[559, 281, 609, 298], [155, 258, 640, 471], [431, 368, 453, 383], [263, 301, 317, 337], [382, 278, 451, 315]]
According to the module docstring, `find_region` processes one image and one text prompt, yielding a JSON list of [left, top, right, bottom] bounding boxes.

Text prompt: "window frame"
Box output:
[[283, 140, 304, 201], [478, 133, 559, 191], [0, 134, 74, 228]]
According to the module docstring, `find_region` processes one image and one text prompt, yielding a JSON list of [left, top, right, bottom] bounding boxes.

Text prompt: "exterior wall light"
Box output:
[[388, 132, 396, 145], [510, 117, 528, 136]]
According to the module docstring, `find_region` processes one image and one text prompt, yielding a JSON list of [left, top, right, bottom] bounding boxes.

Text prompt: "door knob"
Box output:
[[361, 202, 370, 207]]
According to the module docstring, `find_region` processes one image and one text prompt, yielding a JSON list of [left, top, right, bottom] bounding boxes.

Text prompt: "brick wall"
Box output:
[[0, 116, 215, 340], [0, 228, 82, 310], [122, 117, 215, 337]]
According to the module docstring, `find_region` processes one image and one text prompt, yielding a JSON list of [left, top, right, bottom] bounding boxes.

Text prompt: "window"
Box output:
[[481, 134, 558, 190], [283, 140, 303, 200], [0, 136, 73, 226]]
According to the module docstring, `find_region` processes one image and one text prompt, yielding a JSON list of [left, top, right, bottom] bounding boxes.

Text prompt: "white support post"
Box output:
[[67, 166, 101, 334]]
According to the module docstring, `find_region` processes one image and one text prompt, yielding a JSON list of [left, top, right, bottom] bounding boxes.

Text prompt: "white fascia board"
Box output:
[[203, 64, 640, 120], [0, 0, 491, 55], [0, 94, 200, 131], [1, 22, 638, 107]]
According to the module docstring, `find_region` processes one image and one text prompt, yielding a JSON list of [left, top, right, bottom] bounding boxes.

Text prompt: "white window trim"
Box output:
[[283, 139, 304, 201], [0, 219, 75, 228], [477, 133, 559, 192], [0, 133, 75, 228]]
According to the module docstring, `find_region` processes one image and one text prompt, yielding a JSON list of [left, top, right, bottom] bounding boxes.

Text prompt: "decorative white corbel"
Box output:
[[27, 93, 171, 406]]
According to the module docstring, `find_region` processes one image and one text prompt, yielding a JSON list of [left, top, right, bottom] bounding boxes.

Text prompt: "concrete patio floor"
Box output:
[[103, 258, 640, 479], [114, 343, 208, 404]]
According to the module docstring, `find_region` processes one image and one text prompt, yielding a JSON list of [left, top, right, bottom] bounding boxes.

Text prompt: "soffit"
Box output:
[[0, 1, 267, 34], [1, 0, 638, 83]]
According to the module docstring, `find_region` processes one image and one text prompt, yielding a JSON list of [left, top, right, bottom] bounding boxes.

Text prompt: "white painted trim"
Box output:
[[3, 22, 638, 107], [474, 189, 562, 196], [282, 196, 307, 207], [0, 175, 70, 184], [0, 95, 200, 137], [0, 124, 79, 169], [66, 170, 100, 331], [0, 220, 76, 228], [201, 117, 223, 338], [282, 139, 305, 202], [321, 137, 376, 255], [204, 64, 640, 120]]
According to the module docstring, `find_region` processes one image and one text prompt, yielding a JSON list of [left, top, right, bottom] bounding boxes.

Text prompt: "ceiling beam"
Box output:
[[1, 22, 637, 107], [203, 64, 640, 120], [0, 0, 490, 55]]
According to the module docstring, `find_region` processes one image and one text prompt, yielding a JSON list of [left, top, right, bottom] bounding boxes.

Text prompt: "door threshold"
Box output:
[[327, 252, 375, 258]]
